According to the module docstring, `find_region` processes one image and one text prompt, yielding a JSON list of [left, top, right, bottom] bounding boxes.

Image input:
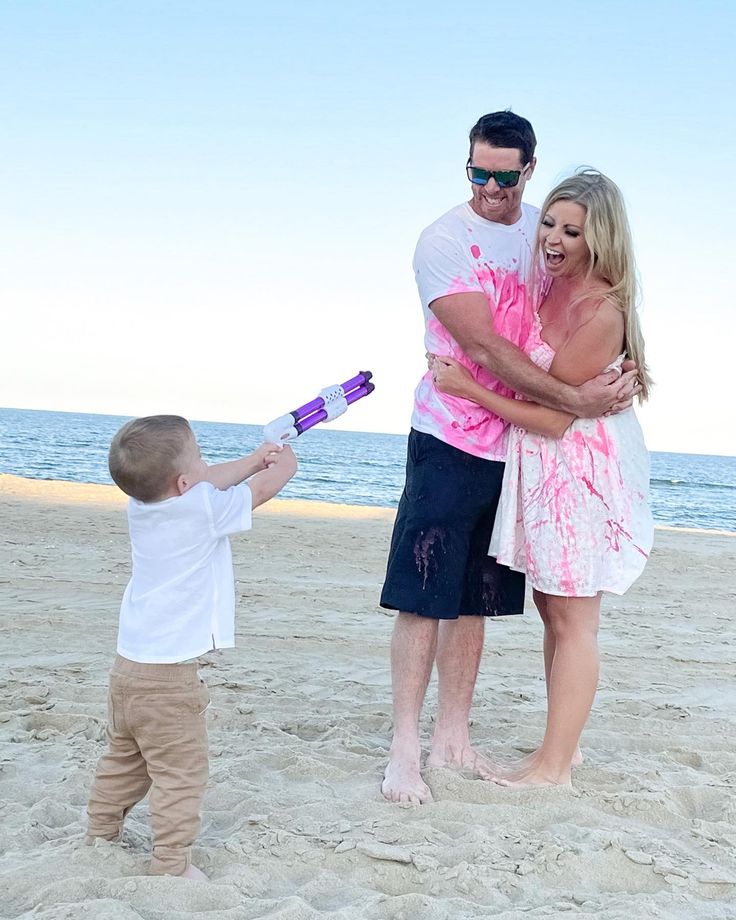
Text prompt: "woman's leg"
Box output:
[[534, 589, 555, 697], [493, 590, 582, 774], [494, 592, 601, 787]]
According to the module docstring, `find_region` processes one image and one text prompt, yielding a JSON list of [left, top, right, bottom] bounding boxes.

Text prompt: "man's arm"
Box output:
[[430, 292, 637, 417]]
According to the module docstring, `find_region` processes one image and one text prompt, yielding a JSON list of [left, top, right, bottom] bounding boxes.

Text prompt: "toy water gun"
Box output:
[[263, 371, 375, 442]]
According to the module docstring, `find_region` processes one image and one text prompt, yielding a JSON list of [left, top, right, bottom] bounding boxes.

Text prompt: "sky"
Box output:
[[2, 0, 735, 455]]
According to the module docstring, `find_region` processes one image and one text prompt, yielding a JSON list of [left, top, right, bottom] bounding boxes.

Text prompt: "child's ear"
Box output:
[[176, 473, 190, 495]]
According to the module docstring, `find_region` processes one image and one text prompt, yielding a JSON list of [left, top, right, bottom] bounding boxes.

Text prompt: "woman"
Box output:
[[431, 169, 654, 788]]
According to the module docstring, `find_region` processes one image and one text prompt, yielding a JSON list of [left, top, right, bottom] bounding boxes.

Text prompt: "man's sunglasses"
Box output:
[[466, 159, 527, 189]]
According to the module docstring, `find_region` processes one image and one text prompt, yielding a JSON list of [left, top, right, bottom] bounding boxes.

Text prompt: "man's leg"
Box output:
[[382, 612, 438, 804], [379, 433, 521, 799], [427, 615, 495, 777], [423, 455, 524, 779]]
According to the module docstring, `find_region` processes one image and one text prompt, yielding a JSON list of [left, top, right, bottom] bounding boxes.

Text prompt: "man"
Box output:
[[380, 111, 638, 805]]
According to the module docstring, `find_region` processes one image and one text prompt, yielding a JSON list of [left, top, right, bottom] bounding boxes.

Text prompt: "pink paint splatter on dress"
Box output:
[[488, 310, 654, 596], [470, 244, 481, 259]]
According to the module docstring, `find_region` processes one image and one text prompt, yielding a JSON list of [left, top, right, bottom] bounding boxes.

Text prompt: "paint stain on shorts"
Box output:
[[414, 527, 446, 589]]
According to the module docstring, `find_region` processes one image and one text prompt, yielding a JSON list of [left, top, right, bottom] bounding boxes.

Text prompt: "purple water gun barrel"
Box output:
[[263, 372, 375, 442], [294, 381, 375, 435], [291, 371, 373, 423]]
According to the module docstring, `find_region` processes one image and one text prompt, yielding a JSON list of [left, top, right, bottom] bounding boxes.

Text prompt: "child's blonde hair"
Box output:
[[537, 168, 652, 401], [109, 415, 193, 502]]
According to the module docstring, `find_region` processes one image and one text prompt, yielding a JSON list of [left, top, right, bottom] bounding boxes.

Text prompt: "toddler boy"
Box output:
[[86, 414, 296, 879]]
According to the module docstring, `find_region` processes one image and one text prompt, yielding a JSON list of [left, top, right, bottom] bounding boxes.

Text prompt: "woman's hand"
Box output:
[[430, 355, 475, 399]]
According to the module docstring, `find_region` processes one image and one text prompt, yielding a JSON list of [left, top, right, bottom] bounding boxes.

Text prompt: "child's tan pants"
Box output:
[[87, 655, 209, 876]]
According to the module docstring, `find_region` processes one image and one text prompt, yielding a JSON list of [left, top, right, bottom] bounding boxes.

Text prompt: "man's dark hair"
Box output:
[[469, 111, 537, 166]]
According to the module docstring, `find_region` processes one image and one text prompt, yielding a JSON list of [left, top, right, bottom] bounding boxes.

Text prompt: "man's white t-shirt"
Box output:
[[411, 201, 540, 461], [116, 481, 252, 663]]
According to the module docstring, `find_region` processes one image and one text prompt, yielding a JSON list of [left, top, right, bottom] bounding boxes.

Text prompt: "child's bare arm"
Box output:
[[204, 443, 283, 491], [247, 445, 298, 509]]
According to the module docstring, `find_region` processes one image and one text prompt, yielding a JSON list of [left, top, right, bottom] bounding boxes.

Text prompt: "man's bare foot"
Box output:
[[180, 864, 208, 881], [426, 742, 499, 780], [382, 749, 433, 805]]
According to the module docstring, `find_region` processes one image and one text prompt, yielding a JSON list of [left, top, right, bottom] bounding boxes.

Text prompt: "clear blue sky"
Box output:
[[2, 0, 734, 454]]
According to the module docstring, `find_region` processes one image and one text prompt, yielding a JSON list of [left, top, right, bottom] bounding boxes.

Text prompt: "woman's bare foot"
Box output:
[[180, 864, 208, 881], [494, 766, 572, 789], [491, 745, 583, 775]]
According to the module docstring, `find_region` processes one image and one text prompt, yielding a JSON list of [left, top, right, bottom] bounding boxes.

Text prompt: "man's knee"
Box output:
[[394, 610, 440, 644]]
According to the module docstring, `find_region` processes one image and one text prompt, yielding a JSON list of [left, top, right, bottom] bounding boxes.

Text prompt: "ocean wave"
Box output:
[[650, 478, 736, 491]]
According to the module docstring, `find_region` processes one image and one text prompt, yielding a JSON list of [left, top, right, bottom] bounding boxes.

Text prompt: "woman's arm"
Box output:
[[432, 357, 575, 439], [546, 301, 624, 386]]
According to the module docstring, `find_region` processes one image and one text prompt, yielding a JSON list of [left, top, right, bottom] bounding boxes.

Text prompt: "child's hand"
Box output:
[[252, 442, 284, 470], [271, 443, 297, 471], [247, 443, 297, 507]]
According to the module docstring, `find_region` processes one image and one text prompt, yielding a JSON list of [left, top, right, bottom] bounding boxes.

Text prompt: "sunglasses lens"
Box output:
[[494, 171, 521, 188], [467, 167, 490, 185], [467, 166, 523, 188]]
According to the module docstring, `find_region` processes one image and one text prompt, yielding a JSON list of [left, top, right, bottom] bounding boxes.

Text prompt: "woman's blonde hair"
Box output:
[[537, 168, 652, 401]]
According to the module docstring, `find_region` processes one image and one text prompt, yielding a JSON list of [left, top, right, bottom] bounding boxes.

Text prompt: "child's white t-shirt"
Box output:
[[116, 481, 252, 663]]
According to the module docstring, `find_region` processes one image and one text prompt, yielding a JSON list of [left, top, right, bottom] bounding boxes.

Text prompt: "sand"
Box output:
[[1, 472, 735, 920]]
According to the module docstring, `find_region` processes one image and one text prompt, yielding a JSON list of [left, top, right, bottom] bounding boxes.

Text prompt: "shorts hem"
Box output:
[[379, 598, 459, 620], [379, 598, 522, 619]]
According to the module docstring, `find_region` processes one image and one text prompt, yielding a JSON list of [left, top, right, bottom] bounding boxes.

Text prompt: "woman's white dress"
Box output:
[[490, 315, 654, 596]]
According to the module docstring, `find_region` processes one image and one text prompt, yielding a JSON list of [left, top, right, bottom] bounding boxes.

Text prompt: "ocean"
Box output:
[[1, 407, 734, 533]]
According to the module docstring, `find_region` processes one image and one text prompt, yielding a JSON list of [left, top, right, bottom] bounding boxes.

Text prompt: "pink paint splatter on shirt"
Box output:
[[412, 203, 539, 460], [416, 262, 535, 460]]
